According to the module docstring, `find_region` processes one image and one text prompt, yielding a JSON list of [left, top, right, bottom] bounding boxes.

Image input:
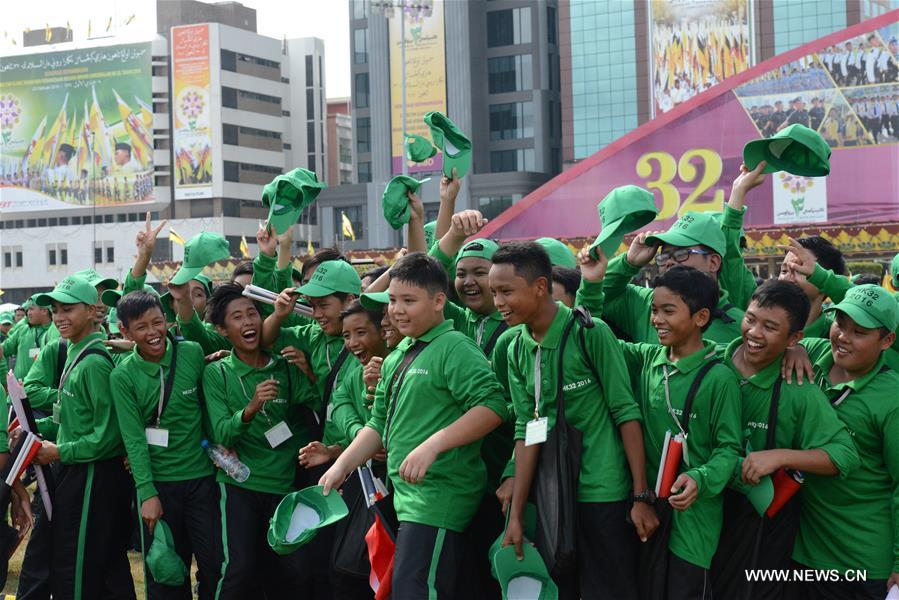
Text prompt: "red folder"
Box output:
[[655, 431, 684, 499]]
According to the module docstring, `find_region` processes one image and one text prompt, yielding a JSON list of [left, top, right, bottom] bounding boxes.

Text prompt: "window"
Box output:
[[353, 0, 367, 19], [355, 73, 369, 109], [236, 52, 279, 69], [488, 54, 533, 93], [490, 148, 535, 172], [356, 117, 371, 154], [489, 102, 534, 140], [224, 160, 239, 182], [357, 161, 372, 183], [94, 246, 103, 264], [477, 195, 517, 220], [487, 7, 531, 47], [221, 49, 237, 72], [307, 121, 316, 150], [238, 89, 281, 105], [547, 6, 557, 45], [223, 123, 238, 145], [305, 55, 314, 87], [334, 206, 364, 240], [354, 29, 368, 64], [47, 243, 67, 267], [306, 89, 315, 120], [307, 154, 316, 172], [222, 86, 237, 109], [2, 246, 23, 268]]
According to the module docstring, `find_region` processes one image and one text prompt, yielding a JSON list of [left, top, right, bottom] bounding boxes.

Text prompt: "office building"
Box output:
[[327, 98, 355, 187]]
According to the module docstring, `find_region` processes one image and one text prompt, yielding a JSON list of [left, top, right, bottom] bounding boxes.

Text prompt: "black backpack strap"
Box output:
[[321, 347, 350, 418], [571, 306, 603, 395], [482, 321, 509, 357], [765, 378, 784, 450], [681, 359, 719, 434], [53, 339, 68, 388], [383, 341, 428, 452], [554, 317, 580, 420], [712, 303, 737, 325]]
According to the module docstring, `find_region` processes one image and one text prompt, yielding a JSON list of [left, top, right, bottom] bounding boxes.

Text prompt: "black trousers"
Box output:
[[638, 501, 710, 600], [216, 482, 312, 600], [574, 500, 639, 600], [21, 458, 135, 600], [711, 489, 800, 600], [140, 476, 222, 600], [455, 494, 504, 600], [17, 467, 53, 600], [789, 562, 887, 600], [392, 522, 464, 599]]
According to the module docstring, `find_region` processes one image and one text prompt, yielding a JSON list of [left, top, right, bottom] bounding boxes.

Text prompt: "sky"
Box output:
[[1, 0, 352, 98]]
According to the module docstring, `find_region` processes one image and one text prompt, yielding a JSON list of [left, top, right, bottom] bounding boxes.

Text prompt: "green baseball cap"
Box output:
[[405, 132, 437, 163], [267, 485, 349, 555], [424, 221, 437, 249], [159, 292, 177, 323], [493, 545, 558, 600], [382, 175, 430, 230], [456, 238, 499, 266], [588, 186, 659, 260], [743, 124, 831, 177], [107, 308, 121, 335], [20, 299, 33, 311], [100, 285, 160, 308], [360, 291, 389, 310], [170, 232, 230, 286], [35, 275, 98, 307], [824, 284, 899, 331], [488, 503, 537, 579], [890, 253, 899, 289], [0, 312, 13, 325], [194, 273, 214, 297], [74, 268, 119, 292], [424, 112, 472, 178], [146, 520, 188, 586], [295, 260, 362, 297], [536, 238, 576, 269], [645, 211, 727, 257], [262, 168, 327, 235]]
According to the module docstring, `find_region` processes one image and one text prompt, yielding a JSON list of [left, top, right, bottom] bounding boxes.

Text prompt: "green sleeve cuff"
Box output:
[[807, 264, 830, 291], [230, 409, 251, 437], [722, 205, 746, 228], [613, 255, 641, 277], [501, 454, 515, 480], [365, 417, 384, 437], [348, 423, 363, 443], [57, 442, 73, 464], [254, 252, 277, 269], [684, 468, 705, 496], [36, 416, 58, 441], [123, 271, 147, 295], [428, 244, 454, 271], [613, 409, 642, 427], [137, 482, 159, 504]]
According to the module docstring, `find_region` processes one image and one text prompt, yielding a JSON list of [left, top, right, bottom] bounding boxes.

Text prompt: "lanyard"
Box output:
[[58, 339, 102, 399], [476, 317, 488, 348], [155, 370, 166, 427], [236, 364, 275, 426], [34, 327, 46, 349], [533, 347, 542, 419], [662, 365, 686, 438]]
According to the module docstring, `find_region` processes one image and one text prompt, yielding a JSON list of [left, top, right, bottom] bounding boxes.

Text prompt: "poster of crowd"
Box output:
[[0, 42, 154, 212], [650, 0, 752, 114]]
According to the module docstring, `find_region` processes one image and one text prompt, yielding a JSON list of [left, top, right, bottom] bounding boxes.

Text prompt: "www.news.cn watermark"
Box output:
[[745, 569, 868, 583]]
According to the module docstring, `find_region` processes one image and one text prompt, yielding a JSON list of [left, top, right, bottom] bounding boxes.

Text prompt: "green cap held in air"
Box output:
[[587, 185, 659, 260], [743, 123, 831, 177], [262, 168, 327, 235], [170, 232, 230, 286]]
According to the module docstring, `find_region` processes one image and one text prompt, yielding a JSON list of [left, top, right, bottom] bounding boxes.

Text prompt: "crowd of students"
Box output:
[[0, 158, 897, 600]]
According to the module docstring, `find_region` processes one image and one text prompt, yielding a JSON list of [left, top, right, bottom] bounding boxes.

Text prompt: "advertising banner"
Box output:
[[388, 0, 447, 175], [0, 42, 154, 212], [171, 24, 213, 199]]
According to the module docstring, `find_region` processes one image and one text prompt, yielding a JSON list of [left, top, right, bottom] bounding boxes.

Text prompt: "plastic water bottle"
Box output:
[[201, 440, 250, 483]]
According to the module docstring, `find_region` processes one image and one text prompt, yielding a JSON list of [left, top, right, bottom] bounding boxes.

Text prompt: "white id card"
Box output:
[[264, 421, 293, 448], [145, 427, 170, 448], [525, 417, 548, 446], [29, 347, 40, 360]]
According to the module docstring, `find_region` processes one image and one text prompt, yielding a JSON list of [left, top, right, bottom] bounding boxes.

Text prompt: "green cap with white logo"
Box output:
[[645, 211, 727, 257], [35, 275, 98, 307], [170, 232, 230, 286], [74, 268, 119, 292], [295, 260, 361, 298], [824, 284, 899, 331]]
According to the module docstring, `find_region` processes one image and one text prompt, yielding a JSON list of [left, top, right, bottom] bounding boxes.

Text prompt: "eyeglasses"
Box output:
[[655, 248, 711, 266]]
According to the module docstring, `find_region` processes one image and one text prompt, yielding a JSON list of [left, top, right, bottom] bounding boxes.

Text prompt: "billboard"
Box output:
[[388, 0, 447, 175], [650, 0, 752, 115], [0, 42, 154, 212], [480, 12, 899, 243], [172, 24, 213, 200]]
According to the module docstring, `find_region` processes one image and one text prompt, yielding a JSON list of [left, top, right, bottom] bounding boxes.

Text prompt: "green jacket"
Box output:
[[3, 322, 58, 381], [329, 361, 368, 446]]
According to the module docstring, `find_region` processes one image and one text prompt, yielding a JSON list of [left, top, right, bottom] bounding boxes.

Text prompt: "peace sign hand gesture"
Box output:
[[136, 211, 168, 261]]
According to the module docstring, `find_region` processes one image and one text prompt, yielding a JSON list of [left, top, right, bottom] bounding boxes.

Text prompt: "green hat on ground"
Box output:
[[743, 124, 831, 177], [295, 260, 361, 297], [645, 211, 727, 257], [424, 112, 472, 178], [360, 291, 389, 310], [824, 284, 899, 331], [536, 238, 576, 269], [890, 253, 899, 289], [267, 485, 349, 555], [101, 285, 160, 308], [35, 275, 98, 307], [424, 221, 437, 249], [0, 312, 13, 325], [146, 520, 188, 586], [170, 232, 230, 286], [455, 238, 499, 266], [74, 268, 119, 292], [405, 133, 437, 163], [262, 168, 327, 235], [383, 176, 430, 230], [493, 544, 558, 600], [588, 185, 659, 260]]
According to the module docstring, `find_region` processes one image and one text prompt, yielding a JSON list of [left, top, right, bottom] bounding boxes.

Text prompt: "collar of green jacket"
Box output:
[[815, 349, 888, 394], [650, 340, 719, 373], [724, 338, 782, 390], [519, 302, 570, 351], [130, 337, 174, 376], [400, 319, 453, 347]]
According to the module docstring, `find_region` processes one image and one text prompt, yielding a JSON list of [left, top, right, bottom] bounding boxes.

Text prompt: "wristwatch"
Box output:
[[632, 489, 656, 504]]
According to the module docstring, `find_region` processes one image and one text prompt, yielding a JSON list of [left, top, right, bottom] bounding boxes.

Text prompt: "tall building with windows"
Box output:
[[315, 0, 562, 249], [327, 99, 355, 187]]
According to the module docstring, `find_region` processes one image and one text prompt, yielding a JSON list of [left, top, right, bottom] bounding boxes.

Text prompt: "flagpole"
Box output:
[[90, 131, 97, 268]]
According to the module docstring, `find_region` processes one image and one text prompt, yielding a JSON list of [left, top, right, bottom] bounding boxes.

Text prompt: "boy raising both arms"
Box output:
[[320, 252, 508, 598]]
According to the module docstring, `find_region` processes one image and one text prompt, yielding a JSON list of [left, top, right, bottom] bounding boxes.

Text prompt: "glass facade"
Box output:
[[772, 1, 847, 55], [569, 0, 639, 159]]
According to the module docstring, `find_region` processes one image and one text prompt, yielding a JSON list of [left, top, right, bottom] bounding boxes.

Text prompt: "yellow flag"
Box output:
[[341, 211, 356, 241], [45, 24, 52, 43], [240, 235, 250, 258], [307, 239, 314, 256], [169, 228, 185, 246]]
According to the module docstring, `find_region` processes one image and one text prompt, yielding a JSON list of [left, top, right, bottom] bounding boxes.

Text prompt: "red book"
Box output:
[[655, 431, 685, 499], [766, 468, 803, 518]]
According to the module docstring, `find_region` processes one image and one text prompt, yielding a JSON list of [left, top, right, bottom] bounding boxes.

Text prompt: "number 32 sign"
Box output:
[[635, 149, 725, 221]]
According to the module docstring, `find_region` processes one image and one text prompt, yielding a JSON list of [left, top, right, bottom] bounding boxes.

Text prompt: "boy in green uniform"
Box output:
[[492, 242, 653, 598], [592, 211, 744, 343], [0, 297, 57, 382], [201, 282, 318, 598], [791, 285, 899, 599], [320, 252, 508, 598], [111, 291, 221, 600], [710, 280, 859, 600], [27, 275, 135, 600]]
